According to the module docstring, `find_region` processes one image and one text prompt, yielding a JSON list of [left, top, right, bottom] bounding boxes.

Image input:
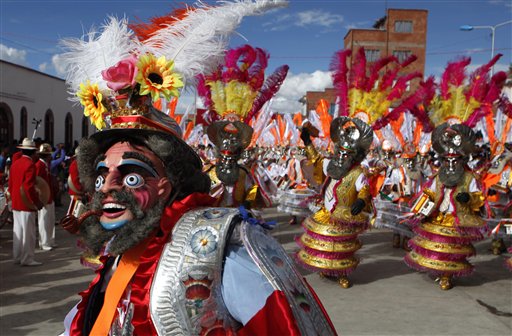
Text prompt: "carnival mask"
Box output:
[[326, 145, 356, 180], [439, 156, 465, 187], [216, 153, 240, 186], [81, 142, 172, 255]]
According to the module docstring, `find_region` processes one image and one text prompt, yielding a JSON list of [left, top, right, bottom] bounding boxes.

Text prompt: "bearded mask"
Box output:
[[327, 117, 373, 179], [439, 156, 466, 187], [79, 141, 173, 256], [207, 120, 253, 186], [432, 123, 475, 187]]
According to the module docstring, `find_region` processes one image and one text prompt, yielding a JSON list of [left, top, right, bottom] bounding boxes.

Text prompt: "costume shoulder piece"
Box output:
[[151, 207, 241, 335], [241, 220, 336, 335]]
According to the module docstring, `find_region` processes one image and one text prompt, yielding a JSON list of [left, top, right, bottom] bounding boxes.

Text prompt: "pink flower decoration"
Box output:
[[101, 55, 138, 92]]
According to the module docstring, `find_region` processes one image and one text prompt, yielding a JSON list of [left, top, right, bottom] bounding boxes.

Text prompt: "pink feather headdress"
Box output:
[[330, 47, 421, 130], [197, 44, 289, 124]]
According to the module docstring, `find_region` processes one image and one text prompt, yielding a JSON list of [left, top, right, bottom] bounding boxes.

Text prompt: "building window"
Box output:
[[365, 49, 381, 62], [393, 50, 412, 63], [65, 112, 73, 150], [0, 103, 14, 144], [392, 79, 412, 92], [20, 107, 28, 139], [395, 20, 413, 33], [44, 109, 54, 145], [82, 116, 89, 138]]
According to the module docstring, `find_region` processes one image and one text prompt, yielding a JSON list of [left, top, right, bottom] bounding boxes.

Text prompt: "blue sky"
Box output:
[[1, 0, 511, 114]]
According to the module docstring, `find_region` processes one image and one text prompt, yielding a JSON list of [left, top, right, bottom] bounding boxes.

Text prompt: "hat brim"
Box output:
[[90, 128, 202, 169], [17, 146, 37, 150]]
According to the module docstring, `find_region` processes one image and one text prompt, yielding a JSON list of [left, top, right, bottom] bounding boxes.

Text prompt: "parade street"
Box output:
[[0, 200, 510, 336]]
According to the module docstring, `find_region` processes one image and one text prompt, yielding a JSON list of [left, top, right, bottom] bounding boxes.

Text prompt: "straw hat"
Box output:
[[17, 138, 37, 150]]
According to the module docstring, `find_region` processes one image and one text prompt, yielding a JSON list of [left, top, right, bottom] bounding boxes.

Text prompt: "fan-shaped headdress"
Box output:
[[197, 44, 289, 155], [197, 44, 289, 123], [405, 54, 511, 158], [330, 47, 422, 131]]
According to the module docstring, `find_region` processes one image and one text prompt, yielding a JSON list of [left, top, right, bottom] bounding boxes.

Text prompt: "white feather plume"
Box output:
[[59, 16, 141, 102], [144, 0, 288, 85]]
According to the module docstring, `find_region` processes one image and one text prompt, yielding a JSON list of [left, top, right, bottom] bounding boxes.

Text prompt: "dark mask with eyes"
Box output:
[[207, 121, 253, 186], [432, 123, 476, 187], [327, 117, 374, 180], [439, 156, 466, 187]]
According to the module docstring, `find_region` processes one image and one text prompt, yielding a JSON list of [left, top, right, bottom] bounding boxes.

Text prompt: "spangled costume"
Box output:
[[197, 44, 288, 209], [296, 48, 420, 287], [402, 55, 511, 289]]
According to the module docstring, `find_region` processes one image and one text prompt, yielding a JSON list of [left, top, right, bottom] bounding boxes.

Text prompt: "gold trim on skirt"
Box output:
[[304, 216, 365, 237], [297, 250, 359, 270], [300, 234, 361, 253], [412, 236, 475, 255], [408, 251, 472, 272], [420, 222, 480, 240]]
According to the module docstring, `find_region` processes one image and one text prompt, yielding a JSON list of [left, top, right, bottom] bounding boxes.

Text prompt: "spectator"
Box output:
[[8, 138, 43, 266], [35, 143, 57, 251]]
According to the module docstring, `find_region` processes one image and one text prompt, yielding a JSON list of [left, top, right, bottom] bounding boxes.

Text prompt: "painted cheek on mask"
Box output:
[[129, 178, 162, 211]]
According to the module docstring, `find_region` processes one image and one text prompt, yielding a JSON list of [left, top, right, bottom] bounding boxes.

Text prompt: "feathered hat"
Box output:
[[330, 47, 422, 131], [197, 43, 289, 155], [328, 47, 421, 157], [58, 0, 288, 165], [405, 54, 511, 158]]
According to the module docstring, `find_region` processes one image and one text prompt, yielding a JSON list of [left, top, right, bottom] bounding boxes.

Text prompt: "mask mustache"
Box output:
[[91, 189, 144, 219]]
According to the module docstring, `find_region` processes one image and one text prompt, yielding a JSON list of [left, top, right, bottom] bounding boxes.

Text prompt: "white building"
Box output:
[[0, 60, 96, 151]]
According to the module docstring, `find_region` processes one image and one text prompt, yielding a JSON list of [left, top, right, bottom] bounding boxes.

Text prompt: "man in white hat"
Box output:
[[35, 143, 56, 251], [8, 138, 44, 266]]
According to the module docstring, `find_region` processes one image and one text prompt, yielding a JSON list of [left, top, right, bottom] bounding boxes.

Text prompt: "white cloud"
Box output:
[[296, 10, 343, 28], [488, 0, 512, 7], [263, 10, 343, 32], [38, 62, 48, 72], [0, 44, 27, 65], [52, 53, 68, 77], [271, 70, 333, 114]]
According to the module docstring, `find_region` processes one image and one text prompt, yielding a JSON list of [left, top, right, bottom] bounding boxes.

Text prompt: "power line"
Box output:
[[0, 36, 54, 56]]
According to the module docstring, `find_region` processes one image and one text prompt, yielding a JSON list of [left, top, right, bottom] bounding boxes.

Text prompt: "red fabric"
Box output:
[[70, 192, 215, 335], [8, 155, 39, 211], [11, 151, 22, 164], [68, 158, 84, 196], [238, 291, 301, 336], [35, 159, 54, 203]]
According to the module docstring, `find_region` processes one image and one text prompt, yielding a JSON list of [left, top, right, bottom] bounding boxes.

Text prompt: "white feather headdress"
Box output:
[[58, 0, 288, 129], [144, 0, 288, 84]]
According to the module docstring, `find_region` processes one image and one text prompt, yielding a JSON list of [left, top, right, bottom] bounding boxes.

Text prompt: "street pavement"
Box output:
[[0, 199, 511, 336]]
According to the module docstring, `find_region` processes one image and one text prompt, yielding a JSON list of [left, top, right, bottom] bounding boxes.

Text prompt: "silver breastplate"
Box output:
[[150, 207, 336, 336], [150, 207, 241, 335]]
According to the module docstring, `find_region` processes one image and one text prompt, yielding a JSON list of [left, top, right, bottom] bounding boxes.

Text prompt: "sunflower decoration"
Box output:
[[136, 53, 184, 102], [77, 80, 108, 130]]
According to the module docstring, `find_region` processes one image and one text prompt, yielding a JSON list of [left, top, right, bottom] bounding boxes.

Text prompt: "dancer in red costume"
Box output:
[[59, 2, 336, 335]]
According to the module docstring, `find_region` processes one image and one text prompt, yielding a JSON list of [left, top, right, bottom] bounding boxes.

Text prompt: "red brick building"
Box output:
[[303, 88, 338, 117], [344, 8, 427, 83], [303, 8, 428, 117]]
